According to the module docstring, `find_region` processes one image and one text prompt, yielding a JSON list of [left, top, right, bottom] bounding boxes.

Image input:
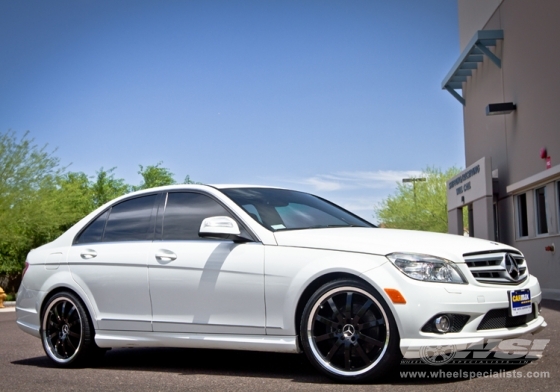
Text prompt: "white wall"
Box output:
[[458, 0, 503, 50]]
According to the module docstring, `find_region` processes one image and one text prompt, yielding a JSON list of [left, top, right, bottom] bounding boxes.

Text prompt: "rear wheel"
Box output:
[[300, 279, 401, 382], [41, 292, 104, 367]]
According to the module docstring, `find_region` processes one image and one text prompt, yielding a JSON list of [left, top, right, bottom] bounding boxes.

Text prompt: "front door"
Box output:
[[147, 192, 265, 334]]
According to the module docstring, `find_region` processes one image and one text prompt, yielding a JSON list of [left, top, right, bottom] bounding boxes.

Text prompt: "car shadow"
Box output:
[[541, 299, 560, 311], [11, 346, 536, 385]]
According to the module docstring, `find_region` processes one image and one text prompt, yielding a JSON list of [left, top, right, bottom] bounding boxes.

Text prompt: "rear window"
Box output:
[[75, 194, 157, 244]]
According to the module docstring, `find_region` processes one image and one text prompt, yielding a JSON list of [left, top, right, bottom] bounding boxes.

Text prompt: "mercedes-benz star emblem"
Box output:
[[342, 324, 355, 339], [504, 253, 520, 280]]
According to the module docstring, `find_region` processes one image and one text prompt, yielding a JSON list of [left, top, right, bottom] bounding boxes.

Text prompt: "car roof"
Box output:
[[118, 184, 288, 198], [210, 184, 287, 190]]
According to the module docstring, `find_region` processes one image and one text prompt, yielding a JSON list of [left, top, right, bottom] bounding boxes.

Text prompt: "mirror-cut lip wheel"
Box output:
[[307, 286, 390, 375], [43, 298, 83, 362]]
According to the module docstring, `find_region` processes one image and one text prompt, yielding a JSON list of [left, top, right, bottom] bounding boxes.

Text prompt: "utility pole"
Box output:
[[402, 177, 426, 204]]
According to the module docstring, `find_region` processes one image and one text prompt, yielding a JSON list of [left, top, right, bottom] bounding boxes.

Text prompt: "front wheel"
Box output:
[[41, 292, 103, 367], [300, 279, 401, 382]]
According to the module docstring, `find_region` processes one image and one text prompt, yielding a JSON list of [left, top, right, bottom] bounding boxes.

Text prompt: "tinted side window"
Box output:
[[103, 195, 157, 242], [162, 192, 232, 241], [75, 210, 109, 244]]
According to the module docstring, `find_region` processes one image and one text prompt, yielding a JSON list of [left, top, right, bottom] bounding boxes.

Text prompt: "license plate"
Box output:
[[509, 289, 532, 317]]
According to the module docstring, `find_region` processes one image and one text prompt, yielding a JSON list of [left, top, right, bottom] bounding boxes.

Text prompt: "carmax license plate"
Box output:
[[509, 289, 531, 317]]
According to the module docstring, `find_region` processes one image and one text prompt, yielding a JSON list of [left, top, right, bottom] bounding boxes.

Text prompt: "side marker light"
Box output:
[[384, 288, 406, 304]]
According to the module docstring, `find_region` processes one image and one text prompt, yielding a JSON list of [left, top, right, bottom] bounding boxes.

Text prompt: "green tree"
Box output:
[[91, 167, 129, 207], [183, 174, 202, 185], [374, 166, 464, 233], [135, 162, 176, 190], [0, 131, 64, 275], [54, 172, 95, 228]]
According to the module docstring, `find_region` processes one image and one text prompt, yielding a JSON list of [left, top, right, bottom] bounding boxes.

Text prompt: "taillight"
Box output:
[[22, 261, 29, 279]]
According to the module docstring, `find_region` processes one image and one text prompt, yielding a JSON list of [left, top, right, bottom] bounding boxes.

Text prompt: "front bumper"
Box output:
[[400, 316, 547, 358], [360, 263, 546, 359]]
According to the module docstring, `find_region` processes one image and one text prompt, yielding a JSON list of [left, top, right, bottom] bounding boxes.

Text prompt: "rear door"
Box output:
[[68, 194, 158, 331]]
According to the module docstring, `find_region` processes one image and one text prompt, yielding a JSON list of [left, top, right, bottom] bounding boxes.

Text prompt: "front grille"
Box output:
[[421, 314, 470, 333], [463, 251, 528, 284], [477, 304, 536, 330]]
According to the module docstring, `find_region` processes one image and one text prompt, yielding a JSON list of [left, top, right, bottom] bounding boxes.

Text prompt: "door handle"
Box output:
[[80, 249, 97, 259], [155, 249, 177, 263]]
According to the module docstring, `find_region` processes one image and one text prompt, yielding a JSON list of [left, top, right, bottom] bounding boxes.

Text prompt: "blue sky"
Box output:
[[0, 0, 464, 222]]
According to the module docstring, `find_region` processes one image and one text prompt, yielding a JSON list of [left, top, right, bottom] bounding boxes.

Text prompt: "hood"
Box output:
[[273, 227, 517, 263]]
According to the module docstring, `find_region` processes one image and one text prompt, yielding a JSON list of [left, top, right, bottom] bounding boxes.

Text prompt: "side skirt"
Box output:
[[95, 331, 301, 354]]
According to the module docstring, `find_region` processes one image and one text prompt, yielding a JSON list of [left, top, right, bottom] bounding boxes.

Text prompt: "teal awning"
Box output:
[[442, 30, 504, 105]]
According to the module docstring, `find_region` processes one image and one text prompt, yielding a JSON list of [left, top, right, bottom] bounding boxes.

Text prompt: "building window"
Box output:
[[535, 186, 548, 235], [557, 182, 560, 233], [493, 201, 499, 242], [467, 204, 474, 237], [517, 193, 528, 238]]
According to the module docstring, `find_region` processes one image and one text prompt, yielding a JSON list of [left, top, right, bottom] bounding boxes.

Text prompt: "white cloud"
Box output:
[[280, 169, 423, 192], [301, 176, 342, 191]]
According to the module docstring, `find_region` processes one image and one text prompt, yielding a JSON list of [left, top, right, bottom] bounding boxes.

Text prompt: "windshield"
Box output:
[[220, 188, 374, 231]]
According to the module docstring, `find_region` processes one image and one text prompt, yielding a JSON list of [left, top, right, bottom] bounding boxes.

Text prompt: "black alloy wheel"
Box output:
[[41, 291, 103, 366], [300, 279, 401, 382]]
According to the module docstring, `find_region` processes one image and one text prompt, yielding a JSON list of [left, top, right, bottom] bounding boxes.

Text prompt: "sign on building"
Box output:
[[447, 157, 492, 211]]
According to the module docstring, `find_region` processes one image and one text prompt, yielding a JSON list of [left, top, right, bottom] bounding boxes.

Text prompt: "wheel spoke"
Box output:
[[49, 310, 57, 324], [345, 292, 353, 320], [53, 305, 61, 322], [344, 341, 351, 370], [68, 319, 80, 328], [327, 298, 344, 323], [357, 318, 385, 331], [354, 341, 372, 365], [67, 306, 76, 319], [358, 332, 384, 348], [55, 340, 63, 357], [315, 314, 338, 328], [49, 335, 59, 347], [61, 340, 68, 357], [61, 302, 67, 319], [66, 337, 76, 352], [48, 320, 59, 329], [353, 299, 372, 324], [314, 331, 338, 342], [68, 331, 80, 339], [326, 339, 344, 361]]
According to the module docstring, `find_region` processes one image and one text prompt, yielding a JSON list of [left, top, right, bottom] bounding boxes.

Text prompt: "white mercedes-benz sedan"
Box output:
[[16, 185, 546, 382]]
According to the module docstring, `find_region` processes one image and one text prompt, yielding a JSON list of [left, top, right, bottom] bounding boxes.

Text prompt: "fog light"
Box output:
[[434, 315, 450, 333]]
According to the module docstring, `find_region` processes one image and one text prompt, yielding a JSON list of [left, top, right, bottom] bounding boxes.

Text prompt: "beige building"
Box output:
[[444, 0, 560, 299]]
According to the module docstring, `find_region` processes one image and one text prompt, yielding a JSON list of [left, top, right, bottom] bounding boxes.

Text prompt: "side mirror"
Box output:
[[199, 216, 252, 242]]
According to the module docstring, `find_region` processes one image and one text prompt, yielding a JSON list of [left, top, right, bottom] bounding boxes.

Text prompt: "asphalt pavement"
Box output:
[[1, 301, 558, 391]]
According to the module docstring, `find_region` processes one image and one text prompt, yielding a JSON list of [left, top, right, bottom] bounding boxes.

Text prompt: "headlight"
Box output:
[[387, 253, 467, 284]]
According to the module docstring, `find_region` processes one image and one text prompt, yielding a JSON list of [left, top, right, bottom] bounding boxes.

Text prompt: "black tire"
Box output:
[[40, 291, 105, 367], [300, 279, 401, 383]]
